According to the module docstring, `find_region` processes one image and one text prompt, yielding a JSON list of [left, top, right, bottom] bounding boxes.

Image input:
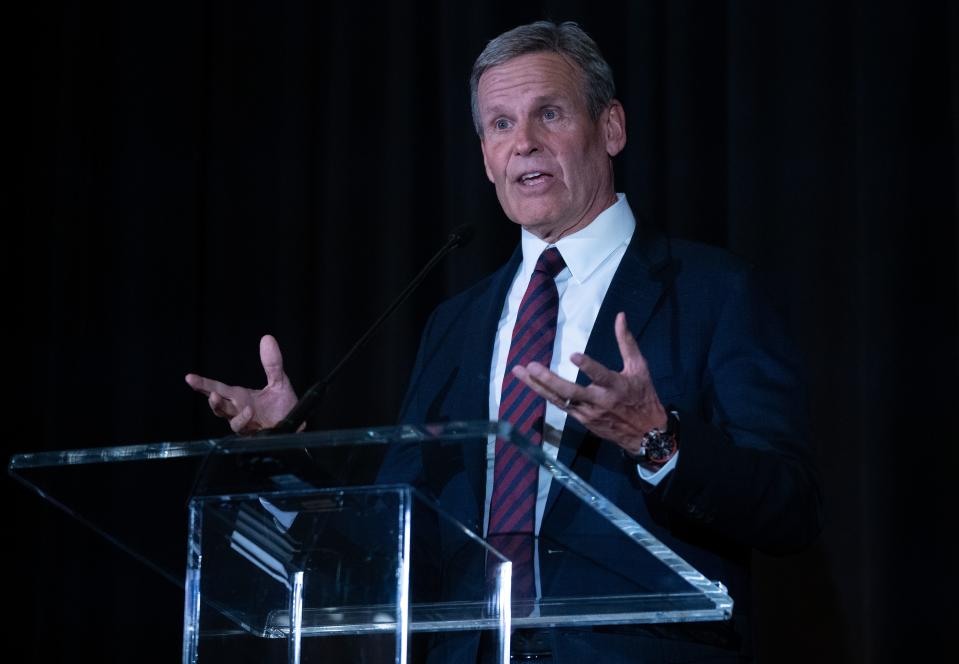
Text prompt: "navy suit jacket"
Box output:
[[388, 226, 822, 663]]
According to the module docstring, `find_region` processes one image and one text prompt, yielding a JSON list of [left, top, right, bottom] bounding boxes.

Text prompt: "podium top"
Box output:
[[10, 421, 491, 468]]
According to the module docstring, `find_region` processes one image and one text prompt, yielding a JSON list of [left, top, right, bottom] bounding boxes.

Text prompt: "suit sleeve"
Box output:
[[649, 266, 823, 556]]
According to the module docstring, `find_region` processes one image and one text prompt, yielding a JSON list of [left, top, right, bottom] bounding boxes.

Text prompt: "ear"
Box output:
[[480, 137, 495, 183], [603, 100, 627, 157]]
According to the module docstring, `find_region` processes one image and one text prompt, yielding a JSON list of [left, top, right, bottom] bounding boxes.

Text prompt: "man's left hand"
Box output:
[[511, 312, 667, 456]]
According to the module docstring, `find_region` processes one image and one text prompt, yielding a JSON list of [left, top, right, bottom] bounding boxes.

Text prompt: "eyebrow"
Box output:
[[481, 95, 568, 118]]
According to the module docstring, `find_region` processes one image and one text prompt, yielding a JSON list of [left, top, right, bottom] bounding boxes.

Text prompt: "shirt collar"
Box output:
[[519, 193, 636, 284]]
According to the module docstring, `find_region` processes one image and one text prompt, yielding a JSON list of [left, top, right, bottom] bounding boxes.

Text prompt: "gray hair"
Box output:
[[469, 20, 617, 136]]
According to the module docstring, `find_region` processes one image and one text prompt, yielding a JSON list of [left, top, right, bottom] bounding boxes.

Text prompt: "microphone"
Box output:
[[268, 224, 475, 435], [448, 224, 475, 249]]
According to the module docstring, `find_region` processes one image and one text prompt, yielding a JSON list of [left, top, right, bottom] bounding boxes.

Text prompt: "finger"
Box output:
[[511, 364, 562, 405], [568, 400, 604, 420], [614, 312, 648, 373], [259, 335, 287, 386], [230, 405, 256, 433], [569, 352, 619, 388], [514, 363, 590, 406], [185, 373, 232, 397], [208, 391, 239, 419]]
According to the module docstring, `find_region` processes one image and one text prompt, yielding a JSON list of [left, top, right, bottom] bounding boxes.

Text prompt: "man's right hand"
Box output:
[[185, 334, 298, 433]]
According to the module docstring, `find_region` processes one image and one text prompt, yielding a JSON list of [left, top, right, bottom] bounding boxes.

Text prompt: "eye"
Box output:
[[543, 108, 558, 121], [494, 118, 511, 131]]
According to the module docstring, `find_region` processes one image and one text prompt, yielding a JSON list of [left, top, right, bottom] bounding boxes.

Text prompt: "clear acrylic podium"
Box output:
[[8, 421, 732, 663]]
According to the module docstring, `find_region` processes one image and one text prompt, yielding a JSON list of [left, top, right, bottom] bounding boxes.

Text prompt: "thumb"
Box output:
[[259, 334, 287, 385], [615, 312, 645, 372]]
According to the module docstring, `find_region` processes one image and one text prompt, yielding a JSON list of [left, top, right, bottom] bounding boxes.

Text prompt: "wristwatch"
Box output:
[[637, 408, 680, 465]]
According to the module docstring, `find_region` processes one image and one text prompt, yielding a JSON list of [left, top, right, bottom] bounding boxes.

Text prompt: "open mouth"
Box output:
[[517, 171, 552, 186]]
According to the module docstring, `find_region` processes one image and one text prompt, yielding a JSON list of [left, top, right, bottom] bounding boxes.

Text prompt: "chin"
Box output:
[[507, 207, 561, 232], [514, 219, 562, 240]]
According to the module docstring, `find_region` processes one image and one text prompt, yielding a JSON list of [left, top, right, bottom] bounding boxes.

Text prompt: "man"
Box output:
[[187, 20, 822, 663]]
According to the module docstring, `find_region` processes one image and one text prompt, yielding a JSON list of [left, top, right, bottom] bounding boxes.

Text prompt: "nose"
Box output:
[[513, 119, 540, 156]]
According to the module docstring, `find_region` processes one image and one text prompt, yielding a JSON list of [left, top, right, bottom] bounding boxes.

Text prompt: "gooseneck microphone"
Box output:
[[267, 224, 475, 435]]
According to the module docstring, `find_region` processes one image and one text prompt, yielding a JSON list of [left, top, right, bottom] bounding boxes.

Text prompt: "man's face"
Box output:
[[477, 51, 626, 241]]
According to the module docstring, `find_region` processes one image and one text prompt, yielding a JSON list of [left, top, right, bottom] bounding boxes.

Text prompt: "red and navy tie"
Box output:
[[488, 246, 566, 603]]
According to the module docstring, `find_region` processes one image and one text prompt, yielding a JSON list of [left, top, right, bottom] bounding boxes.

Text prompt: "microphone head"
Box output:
[[448, 224, 476, 249]]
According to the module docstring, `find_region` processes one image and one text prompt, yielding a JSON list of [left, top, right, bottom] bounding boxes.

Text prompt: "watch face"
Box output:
[[646, 433, 676, 462]]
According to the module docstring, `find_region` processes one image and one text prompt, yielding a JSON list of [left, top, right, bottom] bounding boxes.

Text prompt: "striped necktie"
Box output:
[[488, 246, 566, 603]]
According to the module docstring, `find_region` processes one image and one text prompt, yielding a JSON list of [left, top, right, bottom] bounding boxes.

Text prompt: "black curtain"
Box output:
[[8, 1, 957, 662]]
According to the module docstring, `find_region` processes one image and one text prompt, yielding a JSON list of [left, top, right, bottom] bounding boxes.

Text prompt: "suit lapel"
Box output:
[[545, 229, 677, 516], [459, 247, 523, 519]]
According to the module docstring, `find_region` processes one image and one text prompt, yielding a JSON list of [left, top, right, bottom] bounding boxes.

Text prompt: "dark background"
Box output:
[[7, 0, 957, 662]]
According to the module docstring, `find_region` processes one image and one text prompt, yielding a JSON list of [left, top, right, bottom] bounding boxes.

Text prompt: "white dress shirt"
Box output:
[[483, 194, 678, 539]]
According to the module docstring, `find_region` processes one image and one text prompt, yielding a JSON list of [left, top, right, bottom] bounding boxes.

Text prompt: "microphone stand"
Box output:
[[267, 224, 475, 435]]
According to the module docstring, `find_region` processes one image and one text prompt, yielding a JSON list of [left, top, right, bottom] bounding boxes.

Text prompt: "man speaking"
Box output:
[[187, 20, 822, 663]]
